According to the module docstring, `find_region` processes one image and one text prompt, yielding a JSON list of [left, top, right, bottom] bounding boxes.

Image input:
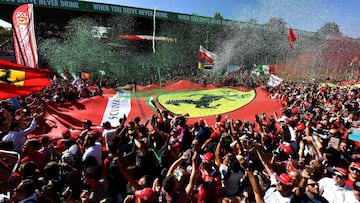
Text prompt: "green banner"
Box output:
[[1, 0, 231, 25]]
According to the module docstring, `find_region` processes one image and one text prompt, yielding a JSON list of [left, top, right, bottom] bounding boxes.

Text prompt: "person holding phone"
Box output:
[[299, 178, 328, 203]]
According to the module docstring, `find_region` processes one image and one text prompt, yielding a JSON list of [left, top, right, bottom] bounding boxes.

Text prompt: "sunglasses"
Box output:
[[308, 183, 319, 187], [333, 173, 346, 178], [350, 167, 360, 172]]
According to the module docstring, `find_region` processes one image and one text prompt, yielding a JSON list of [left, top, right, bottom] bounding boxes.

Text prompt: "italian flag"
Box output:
[[258, 65, 275, 75]]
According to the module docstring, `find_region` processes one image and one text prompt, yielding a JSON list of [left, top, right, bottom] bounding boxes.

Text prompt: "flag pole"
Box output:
[[152, 0, 162, 92]]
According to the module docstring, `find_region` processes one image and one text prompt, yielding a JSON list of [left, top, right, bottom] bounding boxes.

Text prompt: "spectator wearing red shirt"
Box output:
[[346, 162, 360, 188]]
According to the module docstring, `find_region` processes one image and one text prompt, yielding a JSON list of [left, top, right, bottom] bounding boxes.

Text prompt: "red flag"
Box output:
[[288, 27, 297, 49], [12, 4, 38, 68], [119, 34, 176, 43], [350, 56, 359, 66], [0, 60, 50, 99], [199, 45, 216, 64], [63, 70, 71, 79], [81, 72, 91, 79]]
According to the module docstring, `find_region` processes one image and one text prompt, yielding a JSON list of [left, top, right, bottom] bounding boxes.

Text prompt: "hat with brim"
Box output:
[[333, 167, 348, 177], [351, 162, 360, 170], [200, 152, 213, 163], [276, 173, 295, 187]]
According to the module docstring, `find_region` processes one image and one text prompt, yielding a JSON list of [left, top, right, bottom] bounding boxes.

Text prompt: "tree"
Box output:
[[38, 17, 117, 78], [318, 22, 342, 37], [214, 12, 223, 20], [266, 17, 286, 29], [247, 19, 257, 24], [0, 26, 11, 43]]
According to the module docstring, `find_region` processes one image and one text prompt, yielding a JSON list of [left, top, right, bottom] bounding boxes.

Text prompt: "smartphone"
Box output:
[[327, 137, 340, 148]]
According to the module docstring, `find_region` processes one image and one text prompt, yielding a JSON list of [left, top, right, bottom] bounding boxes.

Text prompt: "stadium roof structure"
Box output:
[[0, 0, 320, 39], [0, 0, 232, 26]]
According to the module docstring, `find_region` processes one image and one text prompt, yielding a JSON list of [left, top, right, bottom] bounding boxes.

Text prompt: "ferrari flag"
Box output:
[[12, 3, 38, 68], [0, 60, 50, 99]]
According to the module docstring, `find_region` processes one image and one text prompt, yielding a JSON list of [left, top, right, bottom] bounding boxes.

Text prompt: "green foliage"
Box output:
[[266, 17, 287, 28], [0, 26, 11, 43], [213, 12, 223, 20], [318, 22, 342, 36]]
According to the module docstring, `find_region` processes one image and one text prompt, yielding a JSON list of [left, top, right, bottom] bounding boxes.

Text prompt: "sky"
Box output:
[[1, 0, 360, 38], [85, 0, 360, 38]]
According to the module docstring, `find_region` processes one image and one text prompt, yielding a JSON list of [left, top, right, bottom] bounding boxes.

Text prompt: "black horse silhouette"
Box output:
[[165, 91, 252, 109]]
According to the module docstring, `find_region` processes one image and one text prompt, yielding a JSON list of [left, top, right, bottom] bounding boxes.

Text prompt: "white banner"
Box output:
[[101, 89, 131, 127], [267, 74, 283, 87]]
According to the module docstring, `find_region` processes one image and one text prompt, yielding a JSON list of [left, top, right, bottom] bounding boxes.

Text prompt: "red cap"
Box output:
[[279, 143, 292, 154], [200, 152, 214, 163], [276, 173, 295, 187], [292, 108, 298, 115], [351, 162, 360, 170], [333, 167, 348, 177], [296, 123, 305, 131], [134, 188, 156, 201]]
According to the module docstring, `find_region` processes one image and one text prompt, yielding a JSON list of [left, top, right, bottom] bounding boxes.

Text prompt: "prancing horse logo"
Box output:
[[157, 88, 256, 118]]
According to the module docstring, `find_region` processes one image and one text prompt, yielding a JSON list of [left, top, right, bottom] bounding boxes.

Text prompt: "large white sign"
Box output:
[[101, 89, 131, 127]]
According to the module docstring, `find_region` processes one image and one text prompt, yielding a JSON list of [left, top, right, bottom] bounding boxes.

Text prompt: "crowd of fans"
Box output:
[[0, 74, 360, 203]]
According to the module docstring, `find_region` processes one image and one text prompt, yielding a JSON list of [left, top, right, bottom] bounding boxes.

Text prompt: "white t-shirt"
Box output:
[[263, 187, 294, 203], [318, 177, 353, 203], [102, 128, 117, 150], [82, 142, 102, 165]]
